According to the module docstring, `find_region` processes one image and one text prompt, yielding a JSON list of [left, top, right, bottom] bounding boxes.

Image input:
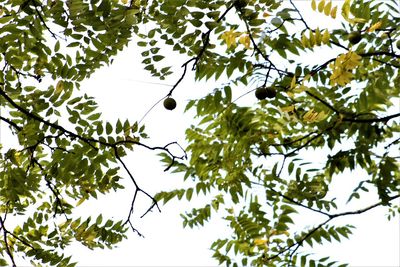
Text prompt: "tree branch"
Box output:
[[0, 215, 17, 267], [343, 112, 400, 123], [0, 116, 22, 131], [266, 194, 400, 262]]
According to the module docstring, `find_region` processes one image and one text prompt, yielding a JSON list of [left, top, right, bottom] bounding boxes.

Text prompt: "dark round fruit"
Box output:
[[348, 31, 362, 45], [265, 87, 277, 99], [255, 87, 268, 100], [396, 40, 400, 50], [163, 97, 176, 110]]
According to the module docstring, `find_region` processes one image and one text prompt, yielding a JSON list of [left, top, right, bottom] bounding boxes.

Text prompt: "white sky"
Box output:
[[5, 1, 400, 266]]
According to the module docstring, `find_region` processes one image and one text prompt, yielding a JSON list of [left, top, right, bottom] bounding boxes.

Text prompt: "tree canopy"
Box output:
[[0, 0, 399, 266]]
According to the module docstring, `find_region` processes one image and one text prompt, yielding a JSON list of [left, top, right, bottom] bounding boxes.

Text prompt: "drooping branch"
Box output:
[[0, 84, 185, 234], [0, 86, 184, 159], [306, 90, 400, 124], [266, 194, 400, 262]]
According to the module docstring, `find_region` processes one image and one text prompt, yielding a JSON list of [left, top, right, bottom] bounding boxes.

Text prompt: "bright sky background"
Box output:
[[5, 1, 400, 266]]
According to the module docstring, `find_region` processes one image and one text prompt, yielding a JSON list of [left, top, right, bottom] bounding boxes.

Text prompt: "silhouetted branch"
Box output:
[[0, 116, 22, 131], [266, 194, 400, 261], [0, 215, 17, 267]]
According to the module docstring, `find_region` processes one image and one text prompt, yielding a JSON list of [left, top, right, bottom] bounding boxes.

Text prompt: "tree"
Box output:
[[0, 0, 399, 267], [150, 0, 400, 266], [0, 0, 186, 266]]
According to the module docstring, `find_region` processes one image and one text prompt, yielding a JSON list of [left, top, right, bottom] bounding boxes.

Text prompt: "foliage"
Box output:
[[147, 0, 400, 266], [0, 0, 186, 266], [0, 0, 399, 266]]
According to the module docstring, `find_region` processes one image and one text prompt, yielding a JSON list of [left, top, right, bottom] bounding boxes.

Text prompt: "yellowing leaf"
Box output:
[[309, 30, 315, 46], [303, 109, 315, 121], [239, 34, 251, 49], [290, 75, 296, 89], [329, 51, 361, 86], [281, 106, 295, 112], [338, 51, 362, 70], [318, 0, 325, 12], [311, 0, 317, 11], [368, 21, 382, 32], [330, 5, 337, 18], [254, 238, 268, 246], [330, 67, 354, 86], [263, 12, 271, 17], [315, 27, 322, 46], [341, 0, 351, 21], [88, 233, 97, 242], [76, 197, 86, 207], [121, 0, 128, 4], [315, 110, 328, 121], [7, 149, 21, 166], [324, 1, 332, 16], [341, 0, 366, 24], [322, 29, 330, 44], [55, 80, 64, 95], [301, 33, 309, 48], [220, 29, 241, 49], [351, 17, 367, 24], [303, 109, 327, 123]]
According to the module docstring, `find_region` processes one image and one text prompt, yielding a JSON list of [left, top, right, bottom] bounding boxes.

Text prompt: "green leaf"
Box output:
[[106, 122, 112, 135]]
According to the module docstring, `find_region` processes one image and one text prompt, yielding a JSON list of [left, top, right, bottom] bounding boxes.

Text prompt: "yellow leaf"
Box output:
[[368, 21, 382, 32], [330, 5, 337, 18], [76, 197, 86, 207], [329, 51, 361, 86], [341, 0, 366, 24], [303, 109, 315, 122], [351, 17, 367, 24], [290, 76, 296, 89], [281, 106, 295, 112], [315, 110, 328, 121], [309, 30, 315, 47], [322, 29, 330, 44], [330, 68, 354, 86], [338, 51, 361, 70], [303, 109, 326, 123], [324, 1, 332, 16], [341, 0, 351, 21], [315, 27, 322, 46], [239, 34, 251, 49], [318, 0, 325, 13], [311, 0, 317, 11], [121, 0, 128, 4], [220, 29, 240, 49], [301, 33, 309, 48], [254, 238, 268, 246]]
